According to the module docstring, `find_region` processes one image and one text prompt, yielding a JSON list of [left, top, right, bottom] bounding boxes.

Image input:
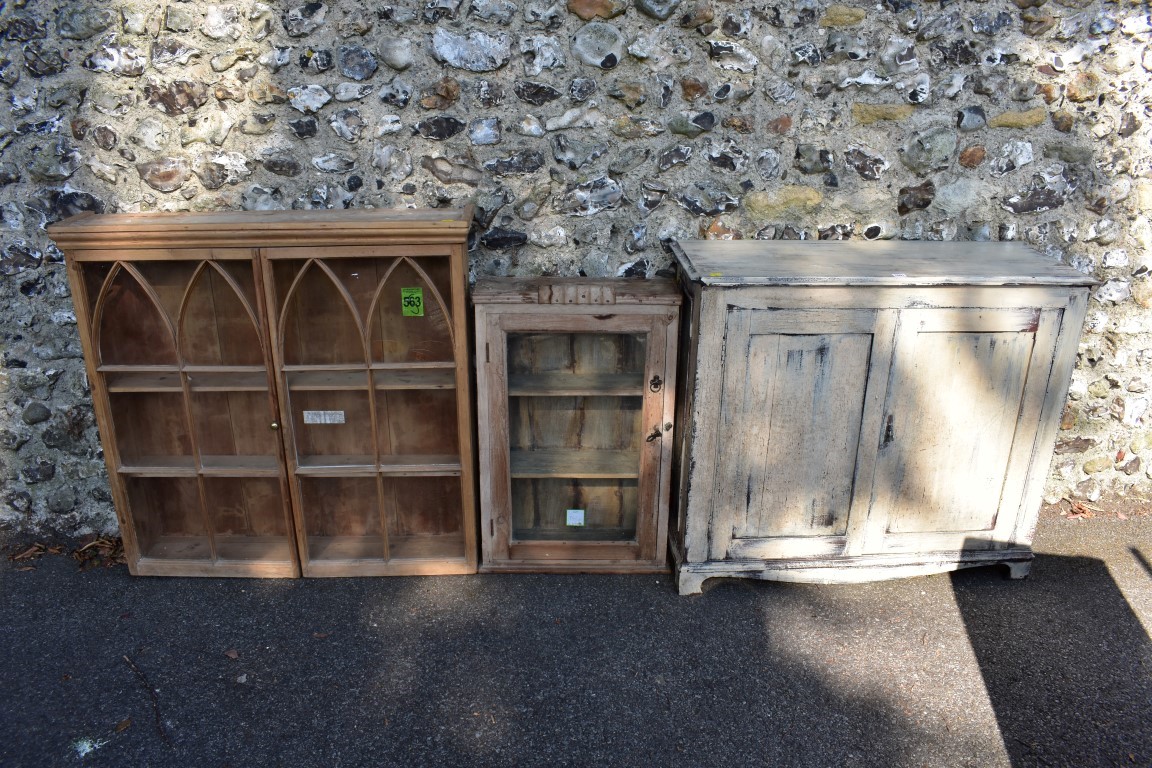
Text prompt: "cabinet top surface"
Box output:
[[672, 240, 1096, 287], [48, 207, 472, 249], [473, 277, 682, 305]]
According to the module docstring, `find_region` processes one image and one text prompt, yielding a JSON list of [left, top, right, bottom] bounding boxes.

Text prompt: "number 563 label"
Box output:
[[401, 287, 424, 317]]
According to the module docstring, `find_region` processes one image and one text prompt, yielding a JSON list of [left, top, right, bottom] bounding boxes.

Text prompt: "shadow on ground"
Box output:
[[2, 557, 955, 768], [952, 553, 1152, 767], [3, 531, 1152, 767]]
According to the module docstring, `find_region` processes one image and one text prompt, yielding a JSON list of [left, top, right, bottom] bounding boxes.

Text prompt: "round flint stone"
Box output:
[[573, 23, 626, 69], [339, 46, 377, 81], [288, 84, 332, 114], [900, 126, 957, 174], [469, 118, 502, 145], [379, 38, 413, 72], [137, 157, 189, 192], [21, 402, 50, 425], [283, 3, 327, 37], [570, 77, 597, 102], [416, 116, 466, 140], [432, 28, 511, 72], [956, 106, 987, 132], [57, 8, 116, 40], [635, 0, 683, 21]]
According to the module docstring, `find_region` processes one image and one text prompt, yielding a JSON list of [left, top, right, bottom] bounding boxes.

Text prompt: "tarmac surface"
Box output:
[[1, 507, 1150, 768]]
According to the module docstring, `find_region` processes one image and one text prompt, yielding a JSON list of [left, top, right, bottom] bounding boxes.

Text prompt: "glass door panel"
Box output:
[[376, 388, 459, 459], [507, 332, 646, 545], [511, 479, 639, 541], [191, 390, 280, 473], [109, 392, 193, 470], [370, 259, 454, 364], [298, 476, 384, 562], [385, 477, 464, 559], [278, 261, 366, 366], [287, 387, 374, 469], [96, 265, 178, 366], [179, 263, 264, 367], [125, 477, 207, 560], [204, 478, 293, 563]]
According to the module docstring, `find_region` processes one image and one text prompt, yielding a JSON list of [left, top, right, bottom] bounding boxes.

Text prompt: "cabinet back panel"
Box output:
[[193, 391, 280, 457], [369, 259, 454, 364], [721, 330, 870, 540], [508, 333, 646, 376], [509, 396, 642, 453], [511, 479, 638, 541], [288, 389, 374, 458], [277, 261, 366, 365], [110, 392, 192, 459], [134, 262, 197, 324], [376, 389, 459, 456], [204, 478, 288, 538], [97, 267, 178, 366], [126, 477, 204, 545], [880, 330, 1033, 534], [179, 266, 264, 366], [299, 476, 381, 538], [386, 477, 462, 536]]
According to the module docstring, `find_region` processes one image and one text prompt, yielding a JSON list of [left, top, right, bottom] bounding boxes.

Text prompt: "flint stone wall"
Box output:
[[1, 0, 1150, 535]]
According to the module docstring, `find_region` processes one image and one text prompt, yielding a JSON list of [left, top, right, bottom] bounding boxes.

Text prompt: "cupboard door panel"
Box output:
[[370, 259, 455, 364], [871, 309, 1053, 548], [96, 265, 178, 366], [179, 263, 264, 367], [277, 260, 366, 366], [711, 309, 882, 559], [474, 286, 680, 571]]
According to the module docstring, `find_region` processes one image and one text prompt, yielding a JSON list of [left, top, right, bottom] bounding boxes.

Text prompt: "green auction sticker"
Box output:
[[401, 287, 424, 317]]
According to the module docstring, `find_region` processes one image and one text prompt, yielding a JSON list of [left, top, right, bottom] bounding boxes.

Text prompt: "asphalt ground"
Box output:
[[2, 508, 1150, 768]]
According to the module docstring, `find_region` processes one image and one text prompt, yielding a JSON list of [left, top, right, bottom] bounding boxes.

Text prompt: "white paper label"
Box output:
[[303, 410, 346, 424], [566, 509, 585, 527]]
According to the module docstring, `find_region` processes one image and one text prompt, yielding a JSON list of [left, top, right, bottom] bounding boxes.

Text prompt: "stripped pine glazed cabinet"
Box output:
[[50, 208, 477, 578], [671, 241, 1094, 594], [474, 279, 680, 572]]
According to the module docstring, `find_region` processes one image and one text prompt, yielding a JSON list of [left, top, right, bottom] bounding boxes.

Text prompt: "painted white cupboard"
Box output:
[[670, 241, 1094, 594]]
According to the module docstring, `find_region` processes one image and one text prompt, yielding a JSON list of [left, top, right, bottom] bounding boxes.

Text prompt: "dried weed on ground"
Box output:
[[5, 536, 126, 571]]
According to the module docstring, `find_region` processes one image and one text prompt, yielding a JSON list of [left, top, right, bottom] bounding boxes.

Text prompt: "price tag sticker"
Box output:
[[401, 287, 424, 317], [303, 410, 345, 424], [566, 509, 585, 527]]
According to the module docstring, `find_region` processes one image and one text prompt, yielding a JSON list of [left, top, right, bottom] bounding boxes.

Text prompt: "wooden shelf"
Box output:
[[118, 456, 197, 476], [287, 370, 370, 390], [104, 370, 182, 392], [392, 532, 466, 560], [187, 370, 269, 391], [295, 454, 462, 476], [508, 373, 643, 397], [380, 454, 462, 475], [119, 456, 280, 476], [306, 533, 465, 562], [199, 455, 281, 476], [103, 368, 270, 392], [286, 368, 456, 390], [513, 527, 636, 542], [374, 368, 456, 390], [216, 535, 295, 562], [509, 449, 640, 479], [295, 455, 376, 474], [140, 534, 294, 563]]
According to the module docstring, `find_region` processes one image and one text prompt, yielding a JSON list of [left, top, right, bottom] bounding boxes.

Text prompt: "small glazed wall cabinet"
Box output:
[[473, 279, 681, 572], [670, 240, 1095, 595], [50, 208, 477, 578]]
